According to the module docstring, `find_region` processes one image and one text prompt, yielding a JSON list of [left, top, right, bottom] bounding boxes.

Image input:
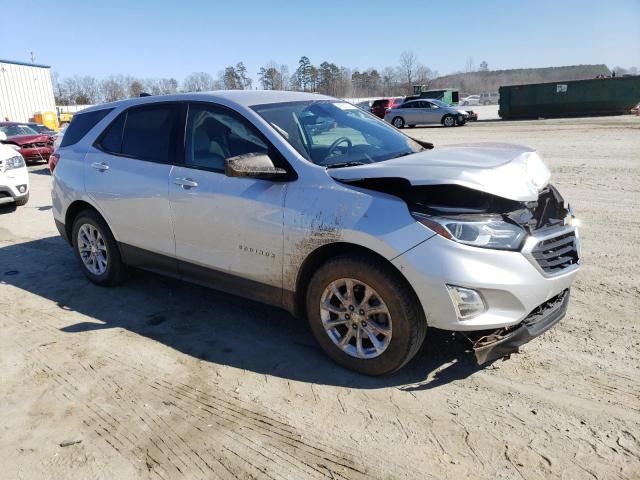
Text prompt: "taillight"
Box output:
[[49, 152, 60, 173]]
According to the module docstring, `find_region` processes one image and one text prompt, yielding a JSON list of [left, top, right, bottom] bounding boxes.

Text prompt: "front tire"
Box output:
[[392, 117, 405, 129], [442, 115, 455, 127], [306, 255, 427, 376], [72, 210, 126, 286]]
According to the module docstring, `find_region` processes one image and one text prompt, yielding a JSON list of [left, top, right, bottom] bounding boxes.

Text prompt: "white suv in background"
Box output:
[[0, 134, 29, 206]]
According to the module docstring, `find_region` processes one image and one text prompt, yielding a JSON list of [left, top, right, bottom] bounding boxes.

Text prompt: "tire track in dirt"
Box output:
[[3, 311, 372, 479]]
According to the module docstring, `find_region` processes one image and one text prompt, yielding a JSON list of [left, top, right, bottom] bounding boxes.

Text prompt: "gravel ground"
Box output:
[[0, 115, 638, 479]]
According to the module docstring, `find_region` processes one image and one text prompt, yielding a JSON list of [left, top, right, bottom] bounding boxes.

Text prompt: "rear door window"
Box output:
[[121, 105, 176, 163], [97, 103, 178, 163], [60, 108, 113, 147]]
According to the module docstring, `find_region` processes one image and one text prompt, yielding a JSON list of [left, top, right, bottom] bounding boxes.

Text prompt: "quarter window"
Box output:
[[98, 112, 125, 153], [185, 104, 269, 171], [60, 108, 113, 147]]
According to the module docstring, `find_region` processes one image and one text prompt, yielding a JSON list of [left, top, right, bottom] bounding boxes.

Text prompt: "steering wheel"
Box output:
[[326, 136, 352, 158]]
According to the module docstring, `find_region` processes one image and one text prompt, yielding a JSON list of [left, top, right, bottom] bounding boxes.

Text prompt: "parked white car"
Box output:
[[0, 133, 29, 206], [461, 95, 481, 106]]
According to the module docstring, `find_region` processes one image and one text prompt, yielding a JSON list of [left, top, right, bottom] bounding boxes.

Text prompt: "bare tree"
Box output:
[[101, 76, 127, 102], [414, 64, 436, 89], [399, 50, 418, 92], [479, 61, 489, 72], [183, 72, 216, 92], [129, 79, 144, 98], [61, 75, 100, 104]]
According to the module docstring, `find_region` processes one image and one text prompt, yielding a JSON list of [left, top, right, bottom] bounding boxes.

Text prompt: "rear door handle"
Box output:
[[91, 162, 109, 172], [174, 177, 198, 189]]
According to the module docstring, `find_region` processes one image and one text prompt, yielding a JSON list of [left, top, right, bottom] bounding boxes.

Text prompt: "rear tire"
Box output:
[[392, 117, 405, 129], [15, 193, 29, 206], [306, 254, 427, 376], [72, 210, 127, 286], [442, 115, 455, 127]]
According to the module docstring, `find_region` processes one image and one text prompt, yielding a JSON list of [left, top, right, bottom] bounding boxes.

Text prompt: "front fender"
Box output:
[[282, 170, 433, 291]]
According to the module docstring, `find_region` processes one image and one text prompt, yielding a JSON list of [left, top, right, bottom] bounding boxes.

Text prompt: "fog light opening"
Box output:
[[18, 185, 27, 193], [446, 285, 486, 320]]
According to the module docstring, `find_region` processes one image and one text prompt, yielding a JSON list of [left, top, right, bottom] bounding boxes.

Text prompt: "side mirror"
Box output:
[[0, 131, 7, 142], [224, 153, 289, 180]]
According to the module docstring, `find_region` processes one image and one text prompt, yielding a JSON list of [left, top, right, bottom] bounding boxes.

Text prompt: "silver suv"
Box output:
[[51, 91, 580, 375]]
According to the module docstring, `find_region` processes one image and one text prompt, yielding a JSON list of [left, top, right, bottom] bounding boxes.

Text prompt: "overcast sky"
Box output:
[[2, 0, 639, 81]]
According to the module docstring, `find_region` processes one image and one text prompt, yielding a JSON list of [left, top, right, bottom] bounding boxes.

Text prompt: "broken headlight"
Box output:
[[413, 214, 526, 251]]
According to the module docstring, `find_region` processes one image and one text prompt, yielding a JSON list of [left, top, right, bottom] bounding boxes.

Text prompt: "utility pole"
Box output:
[[30, 51, 35, 63]]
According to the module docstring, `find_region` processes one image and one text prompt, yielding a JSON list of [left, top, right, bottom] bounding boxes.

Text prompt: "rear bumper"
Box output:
[[472, 289, 570, 364], [55, 219, 69, 243]]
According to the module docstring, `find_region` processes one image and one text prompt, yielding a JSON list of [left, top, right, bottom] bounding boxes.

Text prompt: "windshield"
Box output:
[[429, 99, 451, 108], [30, 124, 51, 133], [252, 100, 425, 167], [0, 124, 38, 136]]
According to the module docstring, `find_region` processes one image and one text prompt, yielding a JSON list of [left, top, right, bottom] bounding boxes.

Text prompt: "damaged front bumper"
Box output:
[[472, 289, 570, 364]]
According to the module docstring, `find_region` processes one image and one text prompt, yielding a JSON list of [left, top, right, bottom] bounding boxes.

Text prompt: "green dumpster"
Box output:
[[499, 75, 640, 119]]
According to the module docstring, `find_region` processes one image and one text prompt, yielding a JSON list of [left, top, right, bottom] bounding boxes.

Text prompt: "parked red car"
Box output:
[[0, 122, 54, 163], [370, 97, 405, 118]]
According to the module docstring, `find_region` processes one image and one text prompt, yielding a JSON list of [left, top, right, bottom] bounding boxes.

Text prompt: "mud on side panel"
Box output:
[[281, 177, 435, 293]]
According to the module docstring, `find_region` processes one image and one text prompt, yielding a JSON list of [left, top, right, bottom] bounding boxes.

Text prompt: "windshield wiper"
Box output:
[[390, 151, 415, 159], [325, 161, 367, 169]]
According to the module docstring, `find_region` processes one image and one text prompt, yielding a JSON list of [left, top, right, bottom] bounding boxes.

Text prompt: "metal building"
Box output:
[[0, 58, 56, 123]]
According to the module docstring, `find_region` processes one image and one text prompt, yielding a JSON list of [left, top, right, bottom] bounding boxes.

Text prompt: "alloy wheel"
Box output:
[[77, 224, 108, 275], [319, 278, 392, 359]]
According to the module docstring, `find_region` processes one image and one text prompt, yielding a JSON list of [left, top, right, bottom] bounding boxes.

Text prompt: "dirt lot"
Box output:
[[1, 115, 638, 479]]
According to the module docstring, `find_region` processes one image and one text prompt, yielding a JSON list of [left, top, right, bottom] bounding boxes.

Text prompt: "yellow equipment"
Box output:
[[58, 111, 74, 126], [32, 111, 59, 131]]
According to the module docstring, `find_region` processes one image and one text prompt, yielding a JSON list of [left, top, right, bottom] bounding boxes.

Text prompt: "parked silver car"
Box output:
[[51, 91, 580, 375], [384, 99, 469, 128]]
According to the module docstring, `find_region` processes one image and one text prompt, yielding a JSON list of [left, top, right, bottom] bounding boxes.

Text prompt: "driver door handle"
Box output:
[[174, 177, 198, 189]]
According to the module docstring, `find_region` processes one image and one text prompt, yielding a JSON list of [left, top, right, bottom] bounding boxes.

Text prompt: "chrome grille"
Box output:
[[531, 230, 579, 274]]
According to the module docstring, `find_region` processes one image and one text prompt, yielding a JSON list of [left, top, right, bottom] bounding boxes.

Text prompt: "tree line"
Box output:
[[53, 51, 439, 105]]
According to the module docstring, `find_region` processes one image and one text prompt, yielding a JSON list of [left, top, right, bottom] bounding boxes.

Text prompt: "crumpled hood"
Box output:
[[329, 143, 551, 201], [6, 134, 51, 146]]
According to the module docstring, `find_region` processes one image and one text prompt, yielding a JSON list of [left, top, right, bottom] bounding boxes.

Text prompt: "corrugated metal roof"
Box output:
[[0, 58, 51, 69]]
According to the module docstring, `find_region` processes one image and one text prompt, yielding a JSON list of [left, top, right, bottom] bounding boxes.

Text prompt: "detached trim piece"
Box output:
[[472, 289, 570, 364]]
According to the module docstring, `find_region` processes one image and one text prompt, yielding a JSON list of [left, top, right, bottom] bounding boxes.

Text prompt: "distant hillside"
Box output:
[[429, 64, 611, 95]]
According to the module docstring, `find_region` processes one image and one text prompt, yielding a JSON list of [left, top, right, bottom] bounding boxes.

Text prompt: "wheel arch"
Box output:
[[291, 241, 424, 322], [64, 200, 108, 244]]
